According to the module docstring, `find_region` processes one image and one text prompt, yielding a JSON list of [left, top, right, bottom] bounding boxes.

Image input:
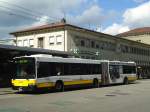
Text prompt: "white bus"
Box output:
[[11, 54, 137, 91]]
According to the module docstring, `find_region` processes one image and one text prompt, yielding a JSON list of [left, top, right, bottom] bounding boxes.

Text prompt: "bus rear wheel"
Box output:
[[55, 81, 64, 92], [93, 79, 99, 88], [123, 78, 128, 85]]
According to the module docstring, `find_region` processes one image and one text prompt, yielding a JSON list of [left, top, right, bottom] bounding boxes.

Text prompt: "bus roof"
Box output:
[[16, 54, 106, 64], [16, 54, 136, 65]]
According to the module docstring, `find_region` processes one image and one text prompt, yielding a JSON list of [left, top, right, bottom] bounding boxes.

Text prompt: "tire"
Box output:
[[55, 81, 64, 92], [93, 79, 99, 88], [123, 78, 128, 85]]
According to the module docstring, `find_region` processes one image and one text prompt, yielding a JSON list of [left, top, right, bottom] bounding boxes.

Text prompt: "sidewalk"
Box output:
[[0, 87, 16, 95]]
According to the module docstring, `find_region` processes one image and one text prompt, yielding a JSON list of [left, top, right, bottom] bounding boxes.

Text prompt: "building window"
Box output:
[[108, 42, 115, 51], [18, 40, 22, 46], [96, 44, 99, 49], [49, 36, 55, 45], [74, 36, 80, 46], [38, 37, 44, 48], [91, 41, 95, 48], [23, 39, 28, 47], [56, 35, 62, 44], [100, 42, 104, 49], [86, 56, 90, 59], [29, 39, 34, 47], [81, 40, 85, 47], [86, 39, 90, 47]]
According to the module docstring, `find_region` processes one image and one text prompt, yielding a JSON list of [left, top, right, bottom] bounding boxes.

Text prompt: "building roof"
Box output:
[[10, 21, 101, 36], [10, 21, 119, 42], [9, 21, 150, 47], [117, 27, 150, 37], [10, 21, 66, 35]]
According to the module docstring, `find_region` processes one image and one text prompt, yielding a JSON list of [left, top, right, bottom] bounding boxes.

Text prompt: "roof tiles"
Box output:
[[117, 27, 150, 37]]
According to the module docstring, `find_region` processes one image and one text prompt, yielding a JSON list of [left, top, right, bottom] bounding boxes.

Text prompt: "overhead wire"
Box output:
[[0, 6, 39, 21], [0, 0, 61, 22]]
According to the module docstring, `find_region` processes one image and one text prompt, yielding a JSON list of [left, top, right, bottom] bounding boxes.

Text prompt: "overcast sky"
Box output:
[[0, 0, 150, 38]]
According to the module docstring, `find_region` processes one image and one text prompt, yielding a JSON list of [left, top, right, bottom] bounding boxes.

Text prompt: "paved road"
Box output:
[[0, 80, 150, 112]]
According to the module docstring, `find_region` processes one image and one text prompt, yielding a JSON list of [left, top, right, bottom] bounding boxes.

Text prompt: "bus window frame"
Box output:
[[14, 57, 36, 79]]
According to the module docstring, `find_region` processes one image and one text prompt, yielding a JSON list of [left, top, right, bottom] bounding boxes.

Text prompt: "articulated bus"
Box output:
[[11, 54, 137, 92]]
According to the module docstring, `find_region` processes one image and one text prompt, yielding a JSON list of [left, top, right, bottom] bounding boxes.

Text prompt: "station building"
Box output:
[[117, 27, 150, 45], [10, 20, 150, 78]]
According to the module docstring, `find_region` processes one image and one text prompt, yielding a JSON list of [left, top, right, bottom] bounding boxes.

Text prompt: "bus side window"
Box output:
[[56, 66, 61, 76], [54, 63, 64, 76], [123, 65, 136, 74], [37, 62, 51, 78], [64, 63, 70, 75], [109, 65, 120, 79]]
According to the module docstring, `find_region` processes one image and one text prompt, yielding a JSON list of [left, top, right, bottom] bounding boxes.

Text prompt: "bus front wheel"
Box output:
[[55, 81, 64, 92], [123, 78, 128, 85], [93, 79, 99, 88]]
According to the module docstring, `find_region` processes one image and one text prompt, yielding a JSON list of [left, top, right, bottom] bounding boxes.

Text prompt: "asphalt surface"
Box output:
[[0, 80, 150, 112]]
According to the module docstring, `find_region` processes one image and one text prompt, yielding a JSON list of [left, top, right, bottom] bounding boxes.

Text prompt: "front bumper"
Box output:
[[12, 85, 37, 92]]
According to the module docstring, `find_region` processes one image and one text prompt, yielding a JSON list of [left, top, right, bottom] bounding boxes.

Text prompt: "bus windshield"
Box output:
[[15, 58, 36, 79]]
